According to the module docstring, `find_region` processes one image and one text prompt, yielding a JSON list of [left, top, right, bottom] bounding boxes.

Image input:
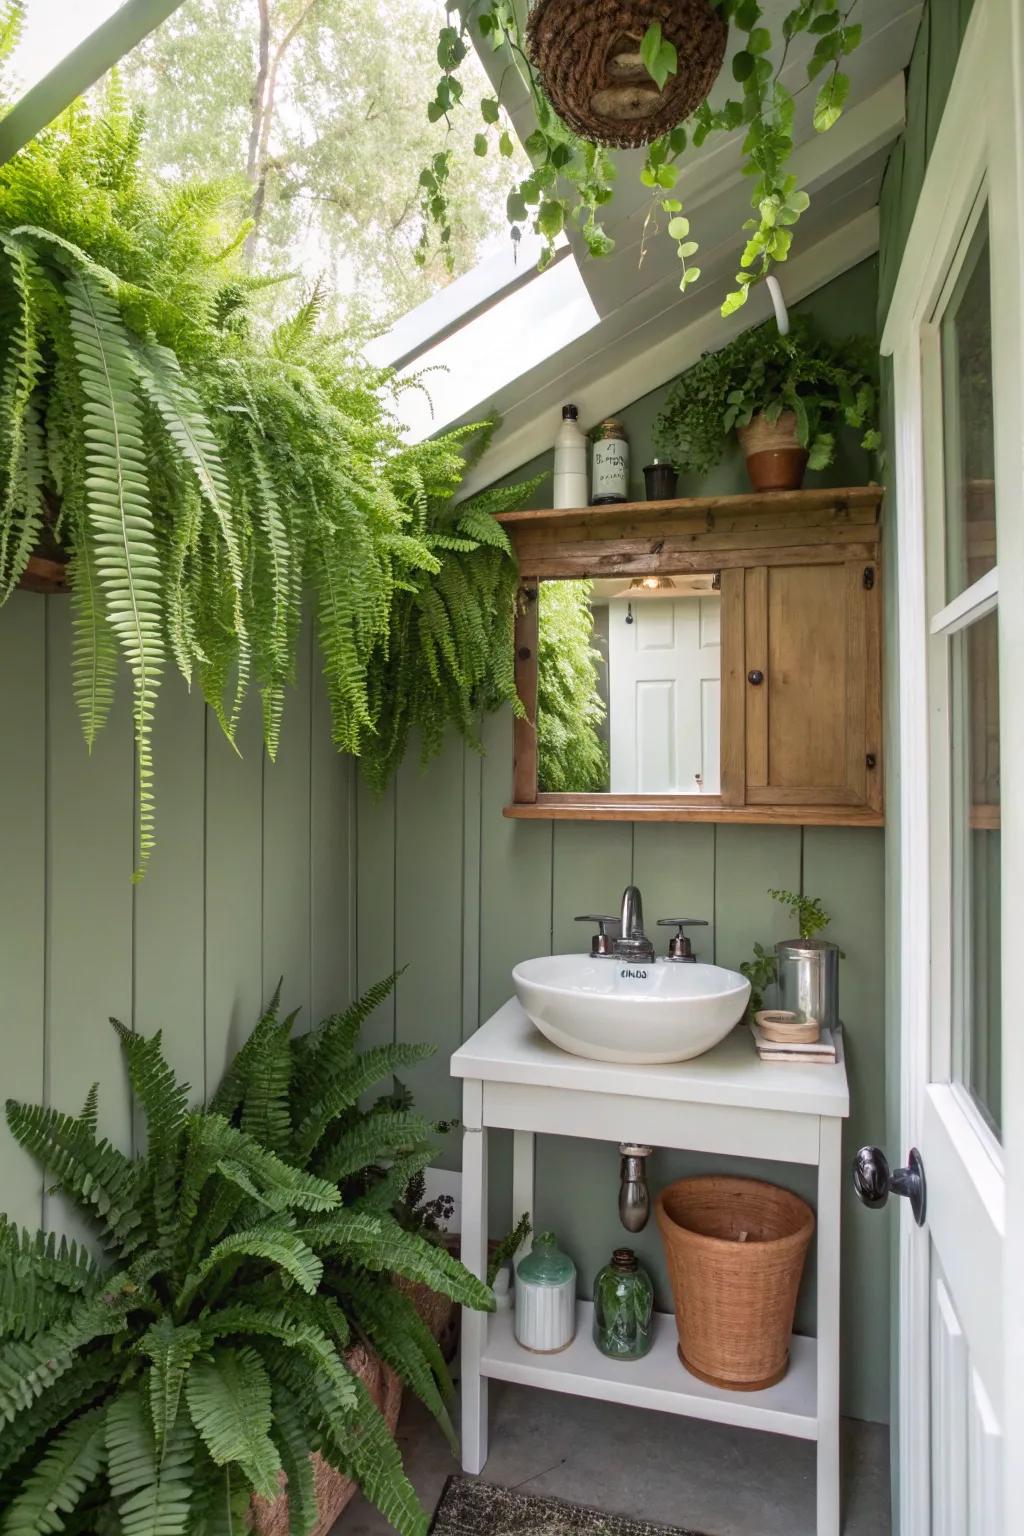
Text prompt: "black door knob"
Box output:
[[852, 1145, 927, 1227], [747, 669, 764, 685]]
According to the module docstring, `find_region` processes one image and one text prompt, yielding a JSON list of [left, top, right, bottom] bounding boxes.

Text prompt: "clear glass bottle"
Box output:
[[592, 1247, 654, 1360]]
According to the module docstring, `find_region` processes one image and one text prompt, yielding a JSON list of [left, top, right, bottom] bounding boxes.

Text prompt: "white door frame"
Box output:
[[881, 1, 1024, 1531]]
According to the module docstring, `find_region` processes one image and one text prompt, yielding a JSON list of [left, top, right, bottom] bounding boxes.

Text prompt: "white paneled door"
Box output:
[[881, 2, 1024, 1532], [607, 596, 720, 794]]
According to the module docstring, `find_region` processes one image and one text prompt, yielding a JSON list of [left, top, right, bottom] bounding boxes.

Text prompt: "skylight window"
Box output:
[[6, 0, 125, 94], [392, 249, 599, 442]]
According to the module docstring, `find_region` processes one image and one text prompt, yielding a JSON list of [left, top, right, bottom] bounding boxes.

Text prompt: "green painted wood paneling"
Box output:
[[44, 603, 134, 1241], [805, 826, 889, 1425], [204, 691, 264, 1098], [0, 600, 357, 1235], [133, 673, 206, 1113], [0, 594, 46, 1231], [395, 736, 468, 1164], [632, 823, 716, 962], [478, 710, 553, 1024], [355, 776, 397, 1050], [262, 617, 314, 1020], [551, 821, 632, 953]]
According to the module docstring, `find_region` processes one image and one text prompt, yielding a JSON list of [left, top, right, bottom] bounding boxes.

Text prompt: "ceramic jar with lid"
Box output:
[[592, 1247, 654, 1360], [514, 1231, 576, 1353]]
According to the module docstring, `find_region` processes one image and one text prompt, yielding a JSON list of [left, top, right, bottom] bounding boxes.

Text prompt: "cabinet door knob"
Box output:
[[747, 669, 764, 686]]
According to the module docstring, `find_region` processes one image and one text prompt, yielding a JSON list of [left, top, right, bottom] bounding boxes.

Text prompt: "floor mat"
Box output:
[[428, 1476, 709, 1536]]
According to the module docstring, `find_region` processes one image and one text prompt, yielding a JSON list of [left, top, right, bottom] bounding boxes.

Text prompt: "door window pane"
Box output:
[[941, 215, 997, 601], [950, 610, 1001, 1138]]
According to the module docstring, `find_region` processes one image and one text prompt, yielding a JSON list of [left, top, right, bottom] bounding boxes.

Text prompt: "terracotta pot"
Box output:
[[737, 410, 808, 492], [248, 1343, 402, 1536]]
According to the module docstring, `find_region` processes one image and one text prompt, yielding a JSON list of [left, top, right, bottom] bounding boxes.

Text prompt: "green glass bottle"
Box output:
[[592, 1247, 654, 1361]]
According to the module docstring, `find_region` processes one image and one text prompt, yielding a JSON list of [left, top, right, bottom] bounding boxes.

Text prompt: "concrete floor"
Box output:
[[339, 1383, 891, 1536]]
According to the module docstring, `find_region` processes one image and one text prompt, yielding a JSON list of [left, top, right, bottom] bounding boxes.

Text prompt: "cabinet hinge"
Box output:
[[863, 566, 875, 590]]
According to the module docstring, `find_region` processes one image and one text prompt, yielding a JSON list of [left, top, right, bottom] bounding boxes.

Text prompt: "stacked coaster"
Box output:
[[752, 1010, 837, 1064]]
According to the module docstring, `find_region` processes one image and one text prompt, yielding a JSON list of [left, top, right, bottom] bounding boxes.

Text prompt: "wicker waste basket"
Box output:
[[655, 1175, 815, 1391], [249, 1344, 402, 1536]]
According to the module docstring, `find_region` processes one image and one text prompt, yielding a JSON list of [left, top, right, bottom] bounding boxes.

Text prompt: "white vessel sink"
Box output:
[[512, 954, 751, 1065]]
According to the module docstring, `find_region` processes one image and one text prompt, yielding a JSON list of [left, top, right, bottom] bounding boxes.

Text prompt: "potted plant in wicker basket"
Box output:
[[0, 973, 494, 1536], [653, 314, 880, 492]]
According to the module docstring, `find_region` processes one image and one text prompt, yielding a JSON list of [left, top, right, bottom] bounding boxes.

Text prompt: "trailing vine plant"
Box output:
[[0, 76, 531, 874], [420, 1, 864, 311]]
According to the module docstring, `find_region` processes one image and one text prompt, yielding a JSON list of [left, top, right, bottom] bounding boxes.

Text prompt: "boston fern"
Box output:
[[0, 975, 494, 1536], [0, 78, 531, 873], [652, 313, 880, 479]]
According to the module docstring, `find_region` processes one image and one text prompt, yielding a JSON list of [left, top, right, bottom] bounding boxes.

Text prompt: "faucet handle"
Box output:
[[575, 915, 619, 957], [657, 918, 708, 962]]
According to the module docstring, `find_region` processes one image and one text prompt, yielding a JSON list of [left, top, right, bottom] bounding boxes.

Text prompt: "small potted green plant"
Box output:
[[653, 316, 881, 493]]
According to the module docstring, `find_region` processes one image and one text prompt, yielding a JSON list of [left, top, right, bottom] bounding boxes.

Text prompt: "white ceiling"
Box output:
[[452, 1, 923, 490]]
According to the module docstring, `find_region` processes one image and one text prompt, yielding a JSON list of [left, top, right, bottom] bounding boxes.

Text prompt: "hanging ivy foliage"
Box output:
[[420, 0, 864, 313], [0, 78, 531, 874]]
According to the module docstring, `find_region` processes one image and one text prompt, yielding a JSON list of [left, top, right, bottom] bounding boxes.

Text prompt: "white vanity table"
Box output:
[[451, 999, 850, 1536]]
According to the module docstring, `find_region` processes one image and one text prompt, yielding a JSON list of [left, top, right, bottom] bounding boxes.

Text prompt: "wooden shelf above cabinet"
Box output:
[[504, 797, 884, 828], [497, 485, 883, 579]]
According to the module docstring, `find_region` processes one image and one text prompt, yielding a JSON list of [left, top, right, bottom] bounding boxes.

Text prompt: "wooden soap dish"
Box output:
[[754, 1010, 821, 1045]]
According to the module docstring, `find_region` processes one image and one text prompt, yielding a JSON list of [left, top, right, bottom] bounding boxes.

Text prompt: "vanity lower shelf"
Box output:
[[480, 1300, 818, 1441]]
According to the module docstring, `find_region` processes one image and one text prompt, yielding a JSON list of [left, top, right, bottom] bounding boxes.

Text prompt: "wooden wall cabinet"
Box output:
[[503, 487, 884, 828]]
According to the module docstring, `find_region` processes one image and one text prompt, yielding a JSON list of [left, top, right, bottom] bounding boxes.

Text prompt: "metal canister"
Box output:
[[775, 938, 839, 1029]]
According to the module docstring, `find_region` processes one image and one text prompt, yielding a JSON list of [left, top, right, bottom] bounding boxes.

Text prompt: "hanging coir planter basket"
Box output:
[[525, 0, 727, 150]]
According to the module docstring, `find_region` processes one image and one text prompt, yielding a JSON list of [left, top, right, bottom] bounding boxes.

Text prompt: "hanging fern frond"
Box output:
[[64, 267, 164, 875]]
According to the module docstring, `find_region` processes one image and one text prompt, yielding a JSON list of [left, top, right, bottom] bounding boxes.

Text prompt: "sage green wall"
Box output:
[[355, 256, 890, 1424], [0, 591, 354, 1240], [494, 256, 880, 503]]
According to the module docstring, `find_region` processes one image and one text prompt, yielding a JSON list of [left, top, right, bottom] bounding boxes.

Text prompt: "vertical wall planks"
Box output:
[[713, 824, 801, 972], [394, 736, 467, 1155], [0, 595, 47, 1230], [133, 675, 206, 1106], [550, 821, 632, 953], [478, 711, 553, 1023], [44, 601, 134, 1237], [632, 823, 716, 961], [461, 740, 483, 1043], [204, 693, 265, 1102], [310, 677, 354, 1023], [262, 617, 313, 1022], [805, 825, 889, 1423], [355, 774, 396, 1050]]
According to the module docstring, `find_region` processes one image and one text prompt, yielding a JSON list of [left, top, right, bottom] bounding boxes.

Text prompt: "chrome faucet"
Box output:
[[574, 885, 655, 961], [615, 885, 656, 962]]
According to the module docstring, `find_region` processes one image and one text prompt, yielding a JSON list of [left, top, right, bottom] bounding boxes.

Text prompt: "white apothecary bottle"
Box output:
[[514, 1231, 576, 1353], [553, 404, 589, 509], [592, 419, 629, 504]]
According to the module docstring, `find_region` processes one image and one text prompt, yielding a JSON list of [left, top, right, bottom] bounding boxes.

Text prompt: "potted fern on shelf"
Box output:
[[0, 973, 493, 1536], [652, 314, 880, 493]]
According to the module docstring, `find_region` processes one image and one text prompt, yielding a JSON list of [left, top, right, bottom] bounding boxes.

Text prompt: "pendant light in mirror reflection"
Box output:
[[535, 575, 722, 797]]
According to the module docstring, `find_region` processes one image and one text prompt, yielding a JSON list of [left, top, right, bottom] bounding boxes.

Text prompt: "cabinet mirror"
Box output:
[[502, 487, 884, 826]]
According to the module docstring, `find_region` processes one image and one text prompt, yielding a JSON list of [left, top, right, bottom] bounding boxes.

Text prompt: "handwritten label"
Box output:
[[620, 967, 648, 980]]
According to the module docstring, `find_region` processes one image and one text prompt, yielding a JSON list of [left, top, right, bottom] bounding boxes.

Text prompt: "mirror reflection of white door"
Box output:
[[882, 3, 1024, 1531], [607, 596, 720, 794]]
